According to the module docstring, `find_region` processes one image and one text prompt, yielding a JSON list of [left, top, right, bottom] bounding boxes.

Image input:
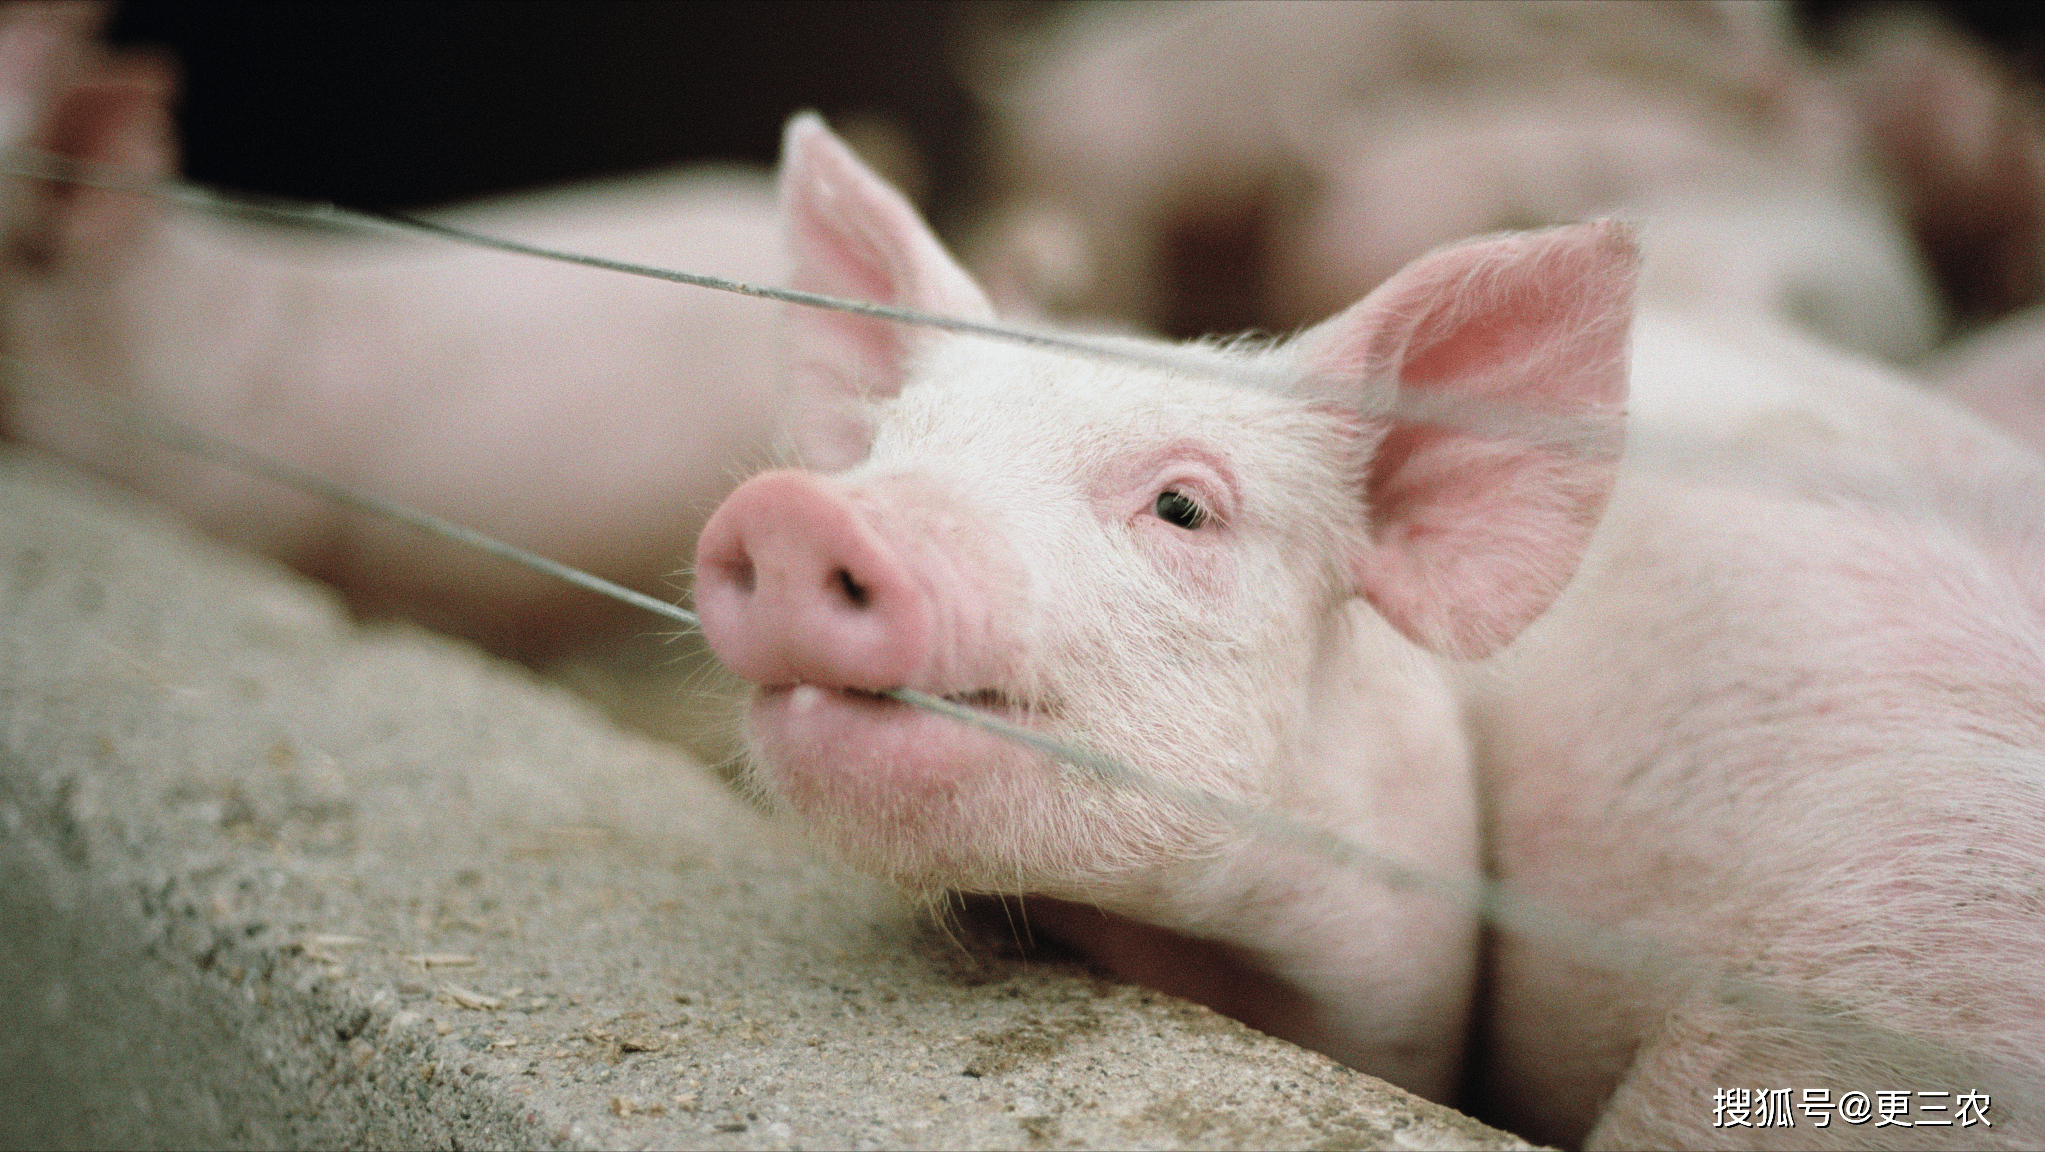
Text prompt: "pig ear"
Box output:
[[778, 111, 994, 471], [1299, 221, 1638, 659]]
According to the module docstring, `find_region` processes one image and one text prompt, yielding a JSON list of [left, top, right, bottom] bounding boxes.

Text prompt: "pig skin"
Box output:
[[0, 6, 784, 654], [700, 117, 2045, 1150]]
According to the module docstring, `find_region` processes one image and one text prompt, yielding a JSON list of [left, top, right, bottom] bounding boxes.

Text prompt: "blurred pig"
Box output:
[[0, 2, 99, 225], [1830, 5, 2045, 329], [1835, 10, 2045, 464], [972, 0, 1943, 363], [698, 117, 2045, 1149], [1925, 305, 2045, 456], [0, 6, 783, 656]]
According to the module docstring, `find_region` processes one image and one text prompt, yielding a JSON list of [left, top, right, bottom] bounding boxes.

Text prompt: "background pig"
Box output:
[[1827, 4, 2045, 330], [1923, 303, 2045, 457], [971, 0, 1945, 362], [0, 8, 785, 656], [1831, 7, 2045, 464], [700, 117, 2045, 1149], [24, 0, 2045, 663]]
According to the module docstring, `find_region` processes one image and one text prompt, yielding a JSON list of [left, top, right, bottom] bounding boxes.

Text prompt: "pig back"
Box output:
[[1463, 311, 2045, 1148]]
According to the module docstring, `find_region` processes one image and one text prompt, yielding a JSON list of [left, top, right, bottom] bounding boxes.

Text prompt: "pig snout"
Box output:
[[694, 469, 935, 692]]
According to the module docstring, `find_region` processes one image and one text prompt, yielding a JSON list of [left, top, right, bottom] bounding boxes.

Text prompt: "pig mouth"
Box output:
[[775, 684, 1058, 724], [939, 687, 1056, 720], [751, 683, 1067, 797], [876, 685, 1061, 726]]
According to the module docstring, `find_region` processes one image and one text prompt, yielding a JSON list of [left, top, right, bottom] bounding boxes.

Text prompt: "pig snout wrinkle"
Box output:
[[694, 469, 933, 692]]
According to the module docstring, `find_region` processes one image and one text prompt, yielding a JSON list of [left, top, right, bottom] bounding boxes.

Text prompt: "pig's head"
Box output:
[[695, 116, 1635, 901]]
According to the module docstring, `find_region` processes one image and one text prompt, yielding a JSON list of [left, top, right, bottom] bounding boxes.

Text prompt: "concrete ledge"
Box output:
[[0, 445, 1530, 1151]]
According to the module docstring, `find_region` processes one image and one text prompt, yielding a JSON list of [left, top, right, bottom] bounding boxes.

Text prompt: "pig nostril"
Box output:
[[835, 568, 869, 608], [728, 558, 755, 595]]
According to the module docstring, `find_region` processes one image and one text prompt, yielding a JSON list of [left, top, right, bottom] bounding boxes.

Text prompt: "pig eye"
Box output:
[[1154, 490, 1207, 530]]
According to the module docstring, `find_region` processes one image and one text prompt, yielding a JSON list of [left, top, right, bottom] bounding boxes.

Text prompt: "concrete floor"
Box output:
[[0, 445, 1529, 1151]]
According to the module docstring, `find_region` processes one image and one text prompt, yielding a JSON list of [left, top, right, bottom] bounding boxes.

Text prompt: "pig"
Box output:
[[969, 0, 1944, 362], [1924, 306, 2045, 459], [0, 7, 783, 656], [696, 115, 2045, 1149], [1828, 5, 2045, 329], [1840, 11, 2045, 464]]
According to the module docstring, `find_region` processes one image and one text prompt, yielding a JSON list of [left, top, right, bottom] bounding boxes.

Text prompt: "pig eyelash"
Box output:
[[1152, 489, 1207, 530]]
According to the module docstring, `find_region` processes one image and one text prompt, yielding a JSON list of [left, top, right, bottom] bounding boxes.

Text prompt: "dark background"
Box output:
[[103, 1, 1005, 228], [101, 2, 2045, 226]]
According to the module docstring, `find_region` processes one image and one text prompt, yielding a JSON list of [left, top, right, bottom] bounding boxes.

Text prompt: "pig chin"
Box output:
[[742, 683, 1229, 891]]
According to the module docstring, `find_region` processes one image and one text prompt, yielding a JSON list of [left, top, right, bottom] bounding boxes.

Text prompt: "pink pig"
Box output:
[[0, 8, 782, 655], [972, 0, 1942, 363], [698, 117, 2045, 1148], [1923, 303, 2045, 466]]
